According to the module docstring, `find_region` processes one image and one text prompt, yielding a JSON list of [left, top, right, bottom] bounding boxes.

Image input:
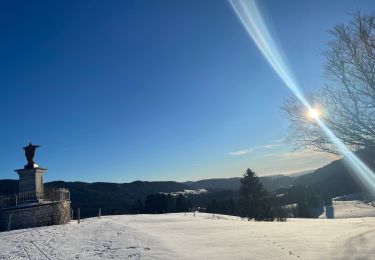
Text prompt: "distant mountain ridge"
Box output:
[[183, 175, 297, 192], [0, 170, 314, 218], [180, 157, 372, 198], [0, 180, 189, 218], [2, 155, 373, 218], [0, 164, 341, 198]]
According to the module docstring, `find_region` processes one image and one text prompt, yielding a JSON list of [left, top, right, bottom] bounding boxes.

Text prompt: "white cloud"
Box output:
[[228, 149, 252, 156], [261, 143, 283, 149], [227, 140, 283, 156]]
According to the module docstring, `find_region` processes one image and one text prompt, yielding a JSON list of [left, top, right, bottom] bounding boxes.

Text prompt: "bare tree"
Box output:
[[283, 13, 375, 155]]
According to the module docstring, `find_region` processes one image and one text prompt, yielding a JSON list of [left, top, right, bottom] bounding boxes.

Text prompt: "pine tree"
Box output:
[[239, 168, 273, 221]]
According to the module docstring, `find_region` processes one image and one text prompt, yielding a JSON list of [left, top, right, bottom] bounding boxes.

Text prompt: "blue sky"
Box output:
[[0, 0, 373, 182]]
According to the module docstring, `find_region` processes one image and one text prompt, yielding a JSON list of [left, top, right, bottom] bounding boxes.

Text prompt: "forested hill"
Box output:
[[1, 155, 373, 218], [0, 156, 360, 200], [0, 180, 189, 218], [0, 175, 297, 198], [0, 179, 18, 194], [184, 157, 369, 198], [184, 175, 297, 192]]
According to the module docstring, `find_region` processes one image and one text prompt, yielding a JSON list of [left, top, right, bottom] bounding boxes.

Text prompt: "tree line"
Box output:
[[205, 168, 284, 221], [130, 193, 192, 214], [203, 169, 336, 219], [133, 168, 289, 221]]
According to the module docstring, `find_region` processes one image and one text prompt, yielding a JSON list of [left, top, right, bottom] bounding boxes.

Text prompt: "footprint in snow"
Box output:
[[128, 253, 140, 258]]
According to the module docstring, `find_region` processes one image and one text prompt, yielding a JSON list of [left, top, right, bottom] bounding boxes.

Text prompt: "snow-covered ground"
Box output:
[[318, 200, 375, 219], [1, 211, 375, 259]]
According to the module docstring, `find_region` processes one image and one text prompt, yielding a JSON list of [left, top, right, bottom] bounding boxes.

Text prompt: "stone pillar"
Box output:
[[15, 167, 46, 200]]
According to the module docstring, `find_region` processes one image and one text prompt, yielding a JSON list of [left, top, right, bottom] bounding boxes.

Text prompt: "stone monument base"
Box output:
[[15, 167, 46, 199]]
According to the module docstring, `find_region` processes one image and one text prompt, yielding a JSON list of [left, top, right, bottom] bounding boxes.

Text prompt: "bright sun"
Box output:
[[307, 108, 321, 119]]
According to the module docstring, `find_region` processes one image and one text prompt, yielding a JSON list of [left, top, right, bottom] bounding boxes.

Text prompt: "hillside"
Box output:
[[292, 160, 347, 186], [0, 179, 18, 194], [184, 177, 241, 190], [183, 160, 362, 195], [0, 180, 189, 218], [289, 159, 363, 197], [1, 154, 373, 218], [184, 175, 296, 192], [2, 213, 375, 259]]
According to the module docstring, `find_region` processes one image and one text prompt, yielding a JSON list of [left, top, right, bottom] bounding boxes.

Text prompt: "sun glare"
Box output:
[[307, 108, 321, 119]]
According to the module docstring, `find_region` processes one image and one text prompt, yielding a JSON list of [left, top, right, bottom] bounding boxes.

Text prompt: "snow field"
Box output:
[[1, 211, 375, 259]]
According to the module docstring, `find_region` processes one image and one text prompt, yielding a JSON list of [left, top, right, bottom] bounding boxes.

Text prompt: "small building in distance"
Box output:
[[0, 143, 71, 231]]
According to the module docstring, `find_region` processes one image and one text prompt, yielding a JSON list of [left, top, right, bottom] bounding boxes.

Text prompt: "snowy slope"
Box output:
[[1, 213, 375, 259], [318, 200, 375, 219]]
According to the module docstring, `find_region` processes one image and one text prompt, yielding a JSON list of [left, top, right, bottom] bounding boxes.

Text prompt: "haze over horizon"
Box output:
[[1, 0, 372, 182]]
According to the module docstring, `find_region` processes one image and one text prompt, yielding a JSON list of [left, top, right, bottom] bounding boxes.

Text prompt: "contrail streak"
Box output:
[[229, 0, 375, 196]]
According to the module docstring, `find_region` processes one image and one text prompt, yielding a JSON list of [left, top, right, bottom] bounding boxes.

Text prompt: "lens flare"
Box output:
[[229, 0, 375, 196], [307, 108, 321, 120]]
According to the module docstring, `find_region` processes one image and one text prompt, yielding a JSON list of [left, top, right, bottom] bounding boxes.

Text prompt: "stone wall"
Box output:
[[0, 201, 71, 231]]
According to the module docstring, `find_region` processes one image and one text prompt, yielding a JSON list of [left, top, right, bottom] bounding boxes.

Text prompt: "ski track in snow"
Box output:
[[2, 210, 375, 259], [0, 216, 152, 260]]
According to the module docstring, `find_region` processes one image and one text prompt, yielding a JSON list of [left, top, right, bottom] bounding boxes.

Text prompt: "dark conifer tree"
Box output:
[[239, 168, 273, 221]]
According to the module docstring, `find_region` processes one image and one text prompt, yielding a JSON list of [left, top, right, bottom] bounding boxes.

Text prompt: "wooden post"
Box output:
[[194, 211, 195, 218], [7, 214, 12, 231], [77, 208, 81, 224], [98, 208, 101, 219]]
